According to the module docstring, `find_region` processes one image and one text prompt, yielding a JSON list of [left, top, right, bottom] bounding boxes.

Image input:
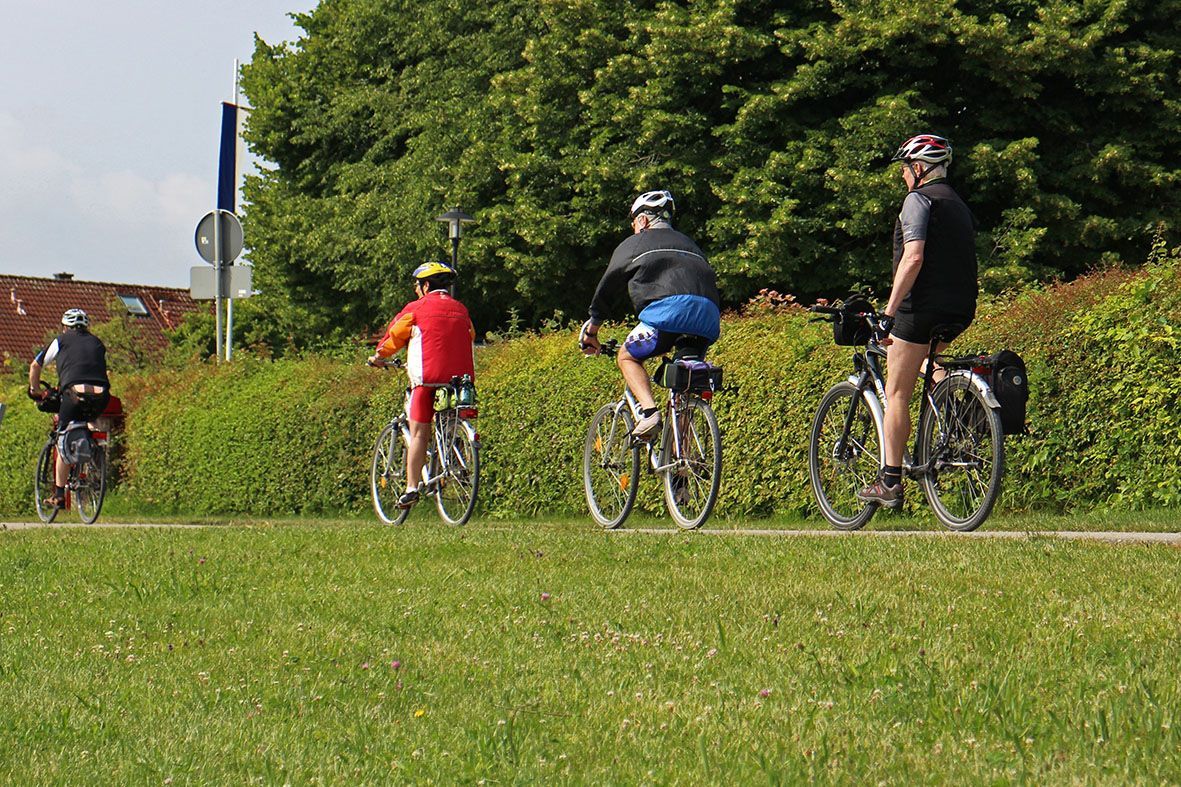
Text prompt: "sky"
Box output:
[[0, 0, 317, 288]]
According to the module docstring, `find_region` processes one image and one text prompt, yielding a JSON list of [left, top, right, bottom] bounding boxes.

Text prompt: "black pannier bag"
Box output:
[[986, 350, 1028, 435], [655, 358, 724, 392], [833, 296, 873, 346]]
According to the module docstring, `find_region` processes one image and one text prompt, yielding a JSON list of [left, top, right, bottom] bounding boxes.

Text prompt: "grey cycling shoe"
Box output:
[[856, 478, 904, 509], [396, 490, 420, 509]]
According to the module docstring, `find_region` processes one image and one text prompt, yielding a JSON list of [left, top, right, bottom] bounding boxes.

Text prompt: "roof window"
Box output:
[[118, 294, 150, 316]]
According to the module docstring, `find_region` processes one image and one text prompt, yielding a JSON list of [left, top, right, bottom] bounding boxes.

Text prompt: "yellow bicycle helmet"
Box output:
[[412, 261, 456, 280]]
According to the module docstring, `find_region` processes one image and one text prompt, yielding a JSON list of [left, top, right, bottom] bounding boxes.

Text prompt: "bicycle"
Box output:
[[582, 340, 724, 530], [807, 301, 1005, 532], [32, 384, 108, 525], [368, 358, 480, 526]]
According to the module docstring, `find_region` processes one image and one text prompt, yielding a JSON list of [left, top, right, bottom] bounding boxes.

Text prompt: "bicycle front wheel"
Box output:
[[371, 420, 410, 525], [916, 374, 1005, 532], [435, 417, 480, 526], [584, 403, 640, 529], [75, 443, 106, 524], [808, 382, 883, 530], [34, 440, 58, 524], [662, 397, 722, 530]]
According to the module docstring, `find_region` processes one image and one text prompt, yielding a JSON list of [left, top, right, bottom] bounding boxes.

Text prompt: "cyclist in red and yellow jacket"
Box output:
[[369, 262, 475, 508]]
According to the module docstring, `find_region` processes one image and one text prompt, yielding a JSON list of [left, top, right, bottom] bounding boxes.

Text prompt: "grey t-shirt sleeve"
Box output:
[[899, 191, 932, 243]]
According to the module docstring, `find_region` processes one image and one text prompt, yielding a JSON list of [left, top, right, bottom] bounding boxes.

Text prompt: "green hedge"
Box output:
[[1, 251, 1178, 519]]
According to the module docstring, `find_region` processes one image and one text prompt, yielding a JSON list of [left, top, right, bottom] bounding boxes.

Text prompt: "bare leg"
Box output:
[[405, 419, 430, 491], [618, 347, 656, 410], [55, 456, 70, 488], [884, 338, 950, 466]]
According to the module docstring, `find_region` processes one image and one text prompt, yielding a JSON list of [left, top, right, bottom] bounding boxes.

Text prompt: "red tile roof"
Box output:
[[0, 274, 203, 361]]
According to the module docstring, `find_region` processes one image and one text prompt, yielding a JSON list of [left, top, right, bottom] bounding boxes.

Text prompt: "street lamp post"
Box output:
[[435, 207, 475, 269]]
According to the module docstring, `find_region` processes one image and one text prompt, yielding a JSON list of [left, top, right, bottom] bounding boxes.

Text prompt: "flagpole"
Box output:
[[226, 58, 240, 362]]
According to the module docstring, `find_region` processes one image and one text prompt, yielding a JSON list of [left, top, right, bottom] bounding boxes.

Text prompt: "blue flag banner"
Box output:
[[217, 102, 241, 212]]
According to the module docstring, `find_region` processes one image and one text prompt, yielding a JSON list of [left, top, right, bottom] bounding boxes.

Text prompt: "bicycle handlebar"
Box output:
[[367, 357, 404, 370]]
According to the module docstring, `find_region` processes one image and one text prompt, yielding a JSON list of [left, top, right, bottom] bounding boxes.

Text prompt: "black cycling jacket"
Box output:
[[892, 179, 978, 316], [588, 227, 720, 322], [35, 330, 109, 389]]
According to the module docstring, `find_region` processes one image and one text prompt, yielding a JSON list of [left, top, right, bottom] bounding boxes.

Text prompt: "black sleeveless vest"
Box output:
[[55, 330, 109, 388], [892, 179, 978, 316]]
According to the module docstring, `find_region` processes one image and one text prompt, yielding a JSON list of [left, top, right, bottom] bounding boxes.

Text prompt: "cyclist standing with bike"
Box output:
[[858, 134, 978, 508], [27, 309, 110, 510], [579, 190, 721, 440], [368, 262, 475, 510]]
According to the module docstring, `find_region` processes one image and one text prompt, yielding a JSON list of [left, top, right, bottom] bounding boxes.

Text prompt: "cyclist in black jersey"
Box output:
[[858, 134, 978, 508], [579, 190, 722, 440], [28, 309, 111, 510]]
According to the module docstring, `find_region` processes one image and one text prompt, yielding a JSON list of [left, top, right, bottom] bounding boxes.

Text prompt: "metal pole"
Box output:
[[451, 236, 459, 269], [226, 288, 234, 361], [214, 212, 223, 362]]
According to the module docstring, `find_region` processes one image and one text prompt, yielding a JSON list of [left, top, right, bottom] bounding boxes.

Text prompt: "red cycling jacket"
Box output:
[[375, 290, 476, 385]]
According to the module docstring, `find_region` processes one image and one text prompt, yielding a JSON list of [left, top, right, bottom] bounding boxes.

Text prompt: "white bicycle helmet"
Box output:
[[891, 134, 952, 165], [61, 308, 89, 328], [629, 190, 676, 220]]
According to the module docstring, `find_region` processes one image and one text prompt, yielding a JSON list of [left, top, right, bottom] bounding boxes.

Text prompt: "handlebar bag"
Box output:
[[833, 296, 873, 346]]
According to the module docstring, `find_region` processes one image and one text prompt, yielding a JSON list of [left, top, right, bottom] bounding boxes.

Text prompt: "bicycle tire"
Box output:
[[808, 382, 883, 530], [435, 416, 480, 526], [75, 442, 106, 524], [371, 420, 411, 525], [34, 439, 58, 524], [662, 397, 721, 530], [916, 374, 1005, 532], [583, 403, 640, 529]]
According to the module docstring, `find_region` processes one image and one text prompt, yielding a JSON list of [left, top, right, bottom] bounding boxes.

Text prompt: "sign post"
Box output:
[[194, 209, 245, 361]]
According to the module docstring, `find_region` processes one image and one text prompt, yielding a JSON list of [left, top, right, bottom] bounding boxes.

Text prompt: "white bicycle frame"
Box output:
[[617, 387, 694, 475]]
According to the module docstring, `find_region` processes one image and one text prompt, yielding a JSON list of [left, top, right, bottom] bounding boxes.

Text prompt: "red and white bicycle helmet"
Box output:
[[891, 134, 952, 165], [629, 190, 676, 220]]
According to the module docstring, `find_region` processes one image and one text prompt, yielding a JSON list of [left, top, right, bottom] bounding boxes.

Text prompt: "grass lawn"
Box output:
[[1, 520, 1179, 783]]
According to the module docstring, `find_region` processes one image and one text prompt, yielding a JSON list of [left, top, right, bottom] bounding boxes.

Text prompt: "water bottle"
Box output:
[[457, 375, 476, 407]]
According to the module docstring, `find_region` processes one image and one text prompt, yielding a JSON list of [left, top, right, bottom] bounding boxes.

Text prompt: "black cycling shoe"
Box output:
[[396, 490, 420, 509]]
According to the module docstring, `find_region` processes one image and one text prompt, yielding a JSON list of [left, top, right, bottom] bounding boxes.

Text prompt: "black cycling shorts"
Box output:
[[892, 311, 973, 345], [59, 388, 110, 427]]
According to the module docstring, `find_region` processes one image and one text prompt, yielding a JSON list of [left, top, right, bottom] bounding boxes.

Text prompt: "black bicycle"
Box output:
[[32, 384, 108, 525], [808, 301, 1004, 531]]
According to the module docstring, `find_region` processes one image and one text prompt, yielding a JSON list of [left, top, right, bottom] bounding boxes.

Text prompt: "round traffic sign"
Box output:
[[195, 210, 244, 264]]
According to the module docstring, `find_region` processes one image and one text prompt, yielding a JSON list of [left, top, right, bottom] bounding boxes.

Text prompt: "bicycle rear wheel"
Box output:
[[916, 375, 1005, 531], [74, 443, 106, 524], [662, 397, 721, 530], [34, 440, 58, 524], [435, 415, 480, 526], [583, 403, 640, 529], [808, 382, 882, 530], [371, 420, 411, 525]]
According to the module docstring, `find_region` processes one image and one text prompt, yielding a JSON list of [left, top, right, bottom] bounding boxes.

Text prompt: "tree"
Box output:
[[240, 0, 1180, 348]]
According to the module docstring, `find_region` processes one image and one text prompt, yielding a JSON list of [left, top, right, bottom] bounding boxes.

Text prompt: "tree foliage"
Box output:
[[241, 0, 1180, 345]]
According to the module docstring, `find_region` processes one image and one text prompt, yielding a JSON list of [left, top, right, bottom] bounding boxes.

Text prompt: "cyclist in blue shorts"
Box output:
[[580, 190, 722, 439]]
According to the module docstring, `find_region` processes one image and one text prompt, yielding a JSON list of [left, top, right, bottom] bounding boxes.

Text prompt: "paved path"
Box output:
[[1, 521, 207, 531], [2, 521, 1178, 544], [621, 528, 1181, 544]]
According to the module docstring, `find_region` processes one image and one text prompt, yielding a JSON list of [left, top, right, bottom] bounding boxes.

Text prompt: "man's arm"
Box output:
[[370, 308, 415, 362], [884, 240, 925, 318], [587, 244, 634, 326], [27, 342, 55, 396], [883, 191, 931, 318]]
